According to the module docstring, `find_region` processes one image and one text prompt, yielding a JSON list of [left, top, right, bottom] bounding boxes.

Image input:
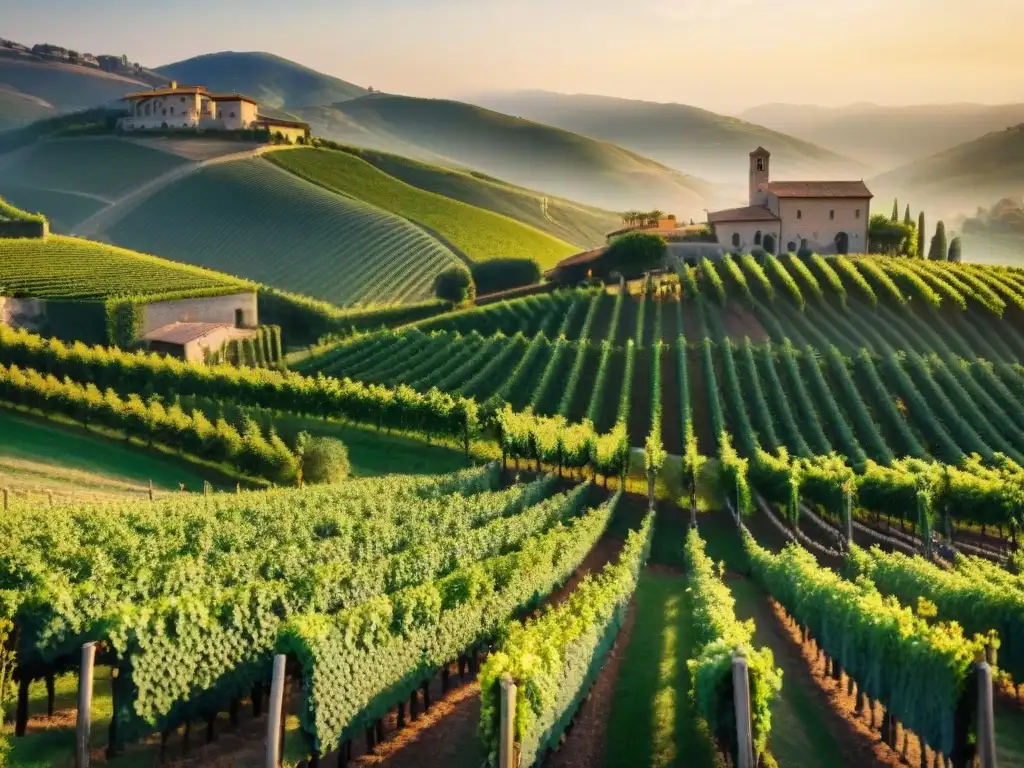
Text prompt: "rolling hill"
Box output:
[[105, 157, 461, 307], [267, 147, 579, 268], [156, 51, 367, 109], [870, 124, 1024, 215], [0, 54, 147, 130], [349, 147, 621, 248], [741, 101, 1024, 169], [292, 93, 721, 217], [469, 90, 864, 186]]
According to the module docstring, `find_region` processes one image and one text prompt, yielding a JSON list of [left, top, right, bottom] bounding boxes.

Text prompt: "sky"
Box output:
[[4, 0, 1023, 114]]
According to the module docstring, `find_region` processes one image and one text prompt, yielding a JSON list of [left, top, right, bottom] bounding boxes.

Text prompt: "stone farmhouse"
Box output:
[[708, 148, 873, 255], [119, 81, 309, 143]]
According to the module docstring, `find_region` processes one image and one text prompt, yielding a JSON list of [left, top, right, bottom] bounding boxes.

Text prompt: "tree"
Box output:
[[917, 212, 926, 257], [433, 265, 476, 304], [296, 432, 350, 486], [869, 214, 915, 255], [947, 236, 962, 263], [602, 232, 667, 279], [903, 204, 913, 227], [928, 221, 948, 261], [471, 258, 541, 295], [762, 233, 777, 254], [891, 198, 899, 222]]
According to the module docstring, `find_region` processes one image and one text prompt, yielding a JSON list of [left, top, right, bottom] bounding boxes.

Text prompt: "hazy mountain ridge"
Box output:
[[468, 90, 866, 186], [156, 51, 367, 109], [742, 101, 1024, 169]]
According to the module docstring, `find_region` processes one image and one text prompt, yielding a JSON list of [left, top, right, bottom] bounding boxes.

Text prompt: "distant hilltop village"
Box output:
[[120, 81, 310, 143]]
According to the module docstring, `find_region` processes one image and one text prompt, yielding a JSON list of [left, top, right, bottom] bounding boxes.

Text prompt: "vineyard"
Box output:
[[106, 158, 462, 307], [3, 251, 1024, 768], [0, 234, 248, 299], [266, 147, 581, 268]]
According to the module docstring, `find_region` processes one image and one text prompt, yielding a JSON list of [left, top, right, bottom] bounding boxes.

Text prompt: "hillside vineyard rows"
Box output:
[[4, 252, 1024, 767], [107, 158, 462, 306]]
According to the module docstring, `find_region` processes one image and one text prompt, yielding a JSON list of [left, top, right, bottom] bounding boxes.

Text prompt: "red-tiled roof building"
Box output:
[[706, 148, 872, 255]]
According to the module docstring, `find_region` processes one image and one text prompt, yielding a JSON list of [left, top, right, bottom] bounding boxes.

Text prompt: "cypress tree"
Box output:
[[928, 221, 947, 261], [891, 198, 899, 222], [948, 236, 962, 263], [917, 212, 926, 258], [903, 204, 912, 227]]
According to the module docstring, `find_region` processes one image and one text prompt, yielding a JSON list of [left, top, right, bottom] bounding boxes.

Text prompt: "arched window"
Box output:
[[170, 106, 174, 115], [754, 231, 762, 246], [145, 104, 151, 116], [229, 111, 236, 118], [756, 157, 765, 172], [797, 210, 803, 219], [731, 232, 741, 248]]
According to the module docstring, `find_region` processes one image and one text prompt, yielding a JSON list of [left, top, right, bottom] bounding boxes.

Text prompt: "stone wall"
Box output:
[[0, 220, 49, 239], [141, 292, 257, 334], [0, 297, 45, 329]]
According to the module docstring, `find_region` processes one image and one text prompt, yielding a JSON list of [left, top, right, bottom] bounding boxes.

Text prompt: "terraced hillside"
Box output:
[[0, 233, 248, 299], [0, 137, 188, 231], [267, 147, 579, 268], [351, 146, 620, 248], [107, 157, 461, 306], [293, 93, 721, 216]]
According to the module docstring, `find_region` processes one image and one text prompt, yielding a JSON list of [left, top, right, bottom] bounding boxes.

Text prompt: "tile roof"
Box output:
[[750, 146, 771, 156], [707, 205, 779, 224], [145, 322, 233, 346], [207, 93, 259, 103], [767, 180, 873, 199], [554, 247, 607, 269], [124, 86, 206, 100]]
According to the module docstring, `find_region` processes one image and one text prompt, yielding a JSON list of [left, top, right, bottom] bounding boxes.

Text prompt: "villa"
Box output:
[[707, 147, 873, 255], [119, 81, 309, 143]]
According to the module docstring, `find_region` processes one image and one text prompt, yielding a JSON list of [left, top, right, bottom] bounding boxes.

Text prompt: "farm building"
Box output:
[[707, 147, 872, 255], [119, 81, 310, 140], [145, 321, 255, 362]]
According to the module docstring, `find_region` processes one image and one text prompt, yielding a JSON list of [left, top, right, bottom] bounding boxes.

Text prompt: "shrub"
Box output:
[[602, 232, 667, 279], [797, 241, 813, 259], [471, 258, 542, 295], [296, 433, 351, 485], [433, 265, 476, 304]]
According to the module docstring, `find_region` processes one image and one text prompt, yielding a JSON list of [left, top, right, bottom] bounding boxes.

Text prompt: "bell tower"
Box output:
[[749, 147, 770, 206]]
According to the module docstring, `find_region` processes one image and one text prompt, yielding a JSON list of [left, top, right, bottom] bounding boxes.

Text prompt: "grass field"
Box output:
[[267, 147, 579, 268], [351, 147, 620, 248], [107, 157, 461, 306], [0, 233, 248, 299], [0, 409, 211, 499]]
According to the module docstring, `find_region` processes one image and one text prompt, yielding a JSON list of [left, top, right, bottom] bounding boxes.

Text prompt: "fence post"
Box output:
[[843, 485, 854, 547], [976, 662, 997, 768], [2, 487, 8, 511], [148, 480, 154, 502], [266, 654, 286, 768], [499, 674, 518, 768], [76, 642, 97, 768], [732, 653, 754, 768]]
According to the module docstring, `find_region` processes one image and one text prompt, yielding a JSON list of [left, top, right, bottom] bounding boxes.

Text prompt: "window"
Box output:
[[180, 96, 185, 103], [145, 104, 151, 116], [170, 106, 174, 115], [754, 231, 762, 246], [731, 232, 741, 248], [162, 108, 167, 116], [829, 209, 835, 220], [229, 111, 236, 118], [855, 209, 861, 219], [796, 210, 802, 219], [756, 157, 765, 172]]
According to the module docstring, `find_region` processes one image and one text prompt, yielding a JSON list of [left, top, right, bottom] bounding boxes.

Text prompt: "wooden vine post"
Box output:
[[76, 642, 97, 768], [732, 653, 754, 768], [975, 662, 997, 768], [265, 654, 287, 768], [689, 466, 698, 529], [499, 674, 519, 768], [842, 481, 854, 548], [2, 486, 8, 511]]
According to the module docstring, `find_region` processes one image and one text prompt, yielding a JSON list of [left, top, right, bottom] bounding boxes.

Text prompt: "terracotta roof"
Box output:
[[554, 247, 607, 269], [208, 92, 259, 103], [707, 205, 779, 224], [750, 146, 771, 157], [124, 86, 206, 100], [145, 322, 233, 346], [767, 180, 872, 199], [256, 116, 310, 129]]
